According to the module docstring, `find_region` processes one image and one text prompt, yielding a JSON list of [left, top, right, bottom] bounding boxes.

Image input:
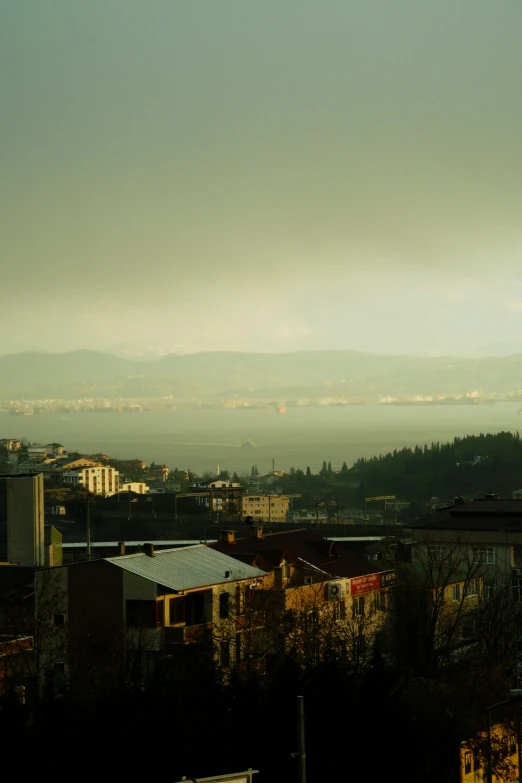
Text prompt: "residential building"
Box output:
[[410, 496, 522, 596], [210, 528, 395, 668], [0, 473, 45, 566], [35, 544, 265, 694], [62, 464, 119, 496], [0, 439, 21, 452], [148, 464, 169, 482], [460, 723, 519, 782], [118, 481, 149, 495], [191, 480, 243, 515], [241, 494, 291, 523]]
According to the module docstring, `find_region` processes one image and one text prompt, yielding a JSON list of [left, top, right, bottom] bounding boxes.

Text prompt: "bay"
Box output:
[[1, 403, 520, 475]]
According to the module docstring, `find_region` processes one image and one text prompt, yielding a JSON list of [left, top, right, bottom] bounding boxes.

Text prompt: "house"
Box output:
[[118, 481, 149, 495], [35, 544, 266, 694], [148, 464, 169, 482]]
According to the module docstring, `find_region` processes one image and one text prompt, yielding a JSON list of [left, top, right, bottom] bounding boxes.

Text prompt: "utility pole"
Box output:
[[86, 497, 92, 561], [297, 695, 306, 783]]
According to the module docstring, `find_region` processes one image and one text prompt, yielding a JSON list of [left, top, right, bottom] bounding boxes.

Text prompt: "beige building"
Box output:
[[0, 472, 45, 566], [62, 465, 119, 496], [241, 494, 290, 523], [118, 481, 149, 495], [35, 544, 265, 694]]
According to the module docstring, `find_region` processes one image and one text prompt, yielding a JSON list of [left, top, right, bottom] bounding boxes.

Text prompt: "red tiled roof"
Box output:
[[210, 529, 379, 579]]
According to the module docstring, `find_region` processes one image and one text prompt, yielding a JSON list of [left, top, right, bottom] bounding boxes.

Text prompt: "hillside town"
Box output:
[[2, 433, 522, 780]]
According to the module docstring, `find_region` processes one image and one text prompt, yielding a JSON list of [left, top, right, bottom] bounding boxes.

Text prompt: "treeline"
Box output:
[[270, 432, 522, 509]]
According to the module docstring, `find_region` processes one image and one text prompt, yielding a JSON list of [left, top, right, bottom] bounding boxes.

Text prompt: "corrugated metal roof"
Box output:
[[105, 544, 264, 592], [62, 540, 217, 549]]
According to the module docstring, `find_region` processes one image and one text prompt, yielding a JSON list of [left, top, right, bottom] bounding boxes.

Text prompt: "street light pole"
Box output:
[[297, 695, 306, 783]]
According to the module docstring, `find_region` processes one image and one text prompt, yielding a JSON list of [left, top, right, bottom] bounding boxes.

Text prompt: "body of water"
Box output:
[[1, 403, 520, 475]]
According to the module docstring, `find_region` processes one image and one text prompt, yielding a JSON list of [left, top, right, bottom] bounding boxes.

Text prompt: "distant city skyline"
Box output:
[[2, 2, 522, 357]]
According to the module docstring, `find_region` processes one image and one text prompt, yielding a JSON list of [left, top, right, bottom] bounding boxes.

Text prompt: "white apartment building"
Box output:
[[62, 465, 119, 496]]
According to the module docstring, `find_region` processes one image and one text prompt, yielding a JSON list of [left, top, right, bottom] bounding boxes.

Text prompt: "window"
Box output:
[[485, 584, 495, 600], [374, 592, 386, 611], [451, 584, 461, 602], [126, 600, 157, 628], [304, 576, 313, 586], [473, 750, 481, 771], [510, 734, 517, 755], [464, 751, 472, 775], [353, 597, 365, 617], [219, 592, 231, 619], [220, 641, 231, 667], [465, 579, 479, 597], [333, 601, 346, 622], [53, 613, 65, 626], [473, 547, 495, 564], [169, 597, 185, 625], [428, 545, 447, 559]]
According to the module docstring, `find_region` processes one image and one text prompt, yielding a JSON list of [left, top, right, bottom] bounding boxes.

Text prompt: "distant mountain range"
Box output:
[[1, 349, 522, 400]]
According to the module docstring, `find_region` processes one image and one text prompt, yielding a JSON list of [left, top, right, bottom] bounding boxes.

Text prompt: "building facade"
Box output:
[[35, 544, 265, 694], [0, 473, 45, 566], [62, 465, 119, 496], [241, 494, 291, 523]]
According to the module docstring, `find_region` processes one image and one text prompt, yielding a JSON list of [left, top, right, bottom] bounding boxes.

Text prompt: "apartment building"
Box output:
[[211, 528, 395, 668], [62, 464, 119, 496], [410, 496, 522, 596], [190, 480, 243, 515], [0, 473, 45, 566], [242, 494, 291, 523], [35, 544, 265, 694]]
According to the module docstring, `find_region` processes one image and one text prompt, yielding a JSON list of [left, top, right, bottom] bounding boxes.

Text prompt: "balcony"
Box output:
[[164, 622, 213, 645]]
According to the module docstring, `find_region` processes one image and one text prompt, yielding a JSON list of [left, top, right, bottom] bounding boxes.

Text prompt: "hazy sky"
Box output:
[[2, 1, 522, 357]]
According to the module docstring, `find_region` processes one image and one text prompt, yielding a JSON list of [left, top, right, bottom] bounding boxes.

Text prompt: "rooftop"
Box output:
[[105, 544, 264, 592], [412, 497, 522, 532], [210, 528, 383, 579]]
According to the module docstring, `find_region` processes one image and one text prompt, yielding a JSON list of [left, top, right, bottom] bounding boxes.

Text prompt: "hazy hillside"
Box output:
[[1, 349, 522, 400]]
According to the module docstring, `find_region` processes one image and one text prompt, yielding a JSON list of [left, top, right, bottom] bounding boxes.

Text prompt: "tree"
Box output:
[[306, 466, 311, 477]]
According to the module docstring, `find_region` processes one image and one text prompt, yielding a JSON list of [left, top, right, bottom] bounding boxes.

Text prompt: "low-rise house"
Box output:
[[118, 481, 149, 495], [148, 464, 169, 482]]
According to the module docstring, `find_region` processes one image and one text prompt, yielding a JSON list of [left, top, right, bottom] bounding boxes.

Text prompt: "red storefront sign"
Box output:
[[350, 573, 380, 595]]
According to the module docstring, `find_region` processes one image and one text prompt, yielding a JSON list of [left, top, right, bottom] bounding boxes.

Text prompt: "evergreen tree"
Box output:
[[341, 461, 348, 473], [320, 461, 328, 478], [327, 461, 333, 477], [306, 466, 312, 477]]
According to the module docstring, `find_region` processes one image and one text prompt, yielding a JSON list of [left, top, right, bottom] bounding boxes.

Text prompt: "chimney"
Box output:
[[219, 529, 235, 544], [251, 524, 263, 539], [118, 541, 126, 556], [273, 566, 283, 590], [143, 542, 155, 557]]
